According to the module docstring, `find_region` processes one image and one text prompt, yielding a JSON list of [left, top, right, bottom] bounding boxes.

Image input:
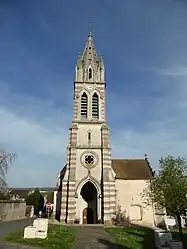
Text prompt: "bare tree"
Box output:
[[0, 150, 16, 194]]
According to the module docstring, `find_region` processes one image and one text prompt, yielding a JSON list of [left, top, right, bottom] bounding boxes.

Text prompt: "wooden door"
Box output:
[[83, 208, 87, 224]]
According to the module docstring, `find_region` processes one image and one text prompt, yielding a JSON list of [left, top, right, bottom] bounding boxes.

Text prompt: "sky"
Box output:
[[1, 0, 187, 187]]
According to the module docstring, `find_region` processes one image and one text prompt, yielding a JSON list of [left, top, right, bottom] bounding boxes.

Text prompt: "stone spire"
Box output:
[[80, 32, 98, 67], [75, 32, 105, 82]]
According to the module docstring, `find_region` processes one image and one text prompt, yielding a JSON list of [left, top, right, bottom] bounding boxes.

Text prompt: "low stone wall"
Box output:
[[0, 200, 27, 222]]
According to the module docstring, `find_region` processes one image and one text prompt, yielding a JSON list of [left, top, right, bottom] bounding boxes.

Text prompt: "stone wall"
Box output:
[[0, 200, 27, 222], [116, 179, 155, 227]]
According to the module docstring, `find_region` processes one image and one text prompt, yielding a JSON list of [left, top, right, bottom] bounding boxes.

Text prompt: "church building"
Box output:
[[54, 32, 155, 226]]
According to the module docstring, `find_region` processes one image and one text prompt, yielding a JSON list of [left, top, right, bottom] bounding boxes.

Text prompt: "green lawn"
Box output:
[[105, 226, 156, 249], [3, 224, 75, 249]]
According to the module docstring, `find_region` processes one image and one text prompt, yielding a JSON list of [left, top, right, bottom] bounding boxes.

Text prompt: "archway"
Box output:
[[80, 181, 98, 224]]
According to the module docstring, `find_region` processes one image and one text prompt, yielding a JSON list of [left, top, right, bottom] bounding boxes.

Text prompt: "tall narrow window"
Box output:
[[92, 92, 99, 119], [89, 68, 92, 79], [88, 131, 91, 144], [81, 92, 88, 119]]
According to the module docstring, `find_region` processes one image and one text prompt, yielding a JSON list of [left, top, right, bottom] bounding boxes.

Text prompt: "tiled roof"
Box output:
[[112, 159, 154, 180]]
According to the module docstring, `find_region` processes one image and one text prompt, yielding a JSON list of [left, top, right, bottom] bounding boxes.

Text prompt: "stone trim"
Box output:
[[74, 81, 106, 85], [62, 181, 76, 185], [104, 200, 116, 205], [62, 189, 75, 194], [103, 183, 115, 187], [71, 145, 111, 150], [61, 206, 75, 212], [104, 190, 116, 193], [75, 174, 101, 196], [103, 207, 111, 211], [72, 120, 107, 124], [103, 194, 116, 199]]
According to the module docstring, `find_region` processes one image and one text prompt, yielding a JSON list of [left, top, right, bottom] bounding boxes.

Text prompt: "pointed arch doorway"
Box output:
[[80, 181, 98, 224]]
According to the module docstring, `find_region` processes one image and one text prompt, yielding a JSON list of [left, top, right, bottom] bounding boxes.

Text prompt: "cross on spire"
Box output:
[[88, 22, 92, 37]]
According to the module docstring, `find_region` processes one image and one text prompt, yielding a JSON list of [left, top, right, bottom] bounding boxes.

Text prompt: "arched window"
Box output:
[[89, 68, 92, 79], [81, 92, 88, 119], [92, 92, 99, 119]]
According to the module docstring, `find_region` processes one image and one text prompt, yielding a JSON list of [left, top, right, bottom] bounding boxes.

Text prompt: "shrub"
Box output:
[[112, 205, 131, 227]]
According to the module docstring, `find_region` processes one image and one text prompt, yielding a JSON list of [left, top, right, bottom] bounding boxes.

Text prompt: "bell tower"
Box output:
[[74, 31, 105, 121], [60, 32, 116, 224]]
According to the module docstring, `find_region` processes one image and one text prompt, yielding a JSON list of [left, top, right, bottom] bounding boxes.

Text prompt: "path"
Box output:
[[0, 218, 34, 239], [73, 226, 118, 249], [0, 219, 35, 249]]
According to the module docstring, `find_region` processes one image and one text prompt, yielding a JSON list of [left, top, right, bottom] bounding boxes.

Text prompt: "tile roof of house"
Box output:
[[111, 159, 154, 180]]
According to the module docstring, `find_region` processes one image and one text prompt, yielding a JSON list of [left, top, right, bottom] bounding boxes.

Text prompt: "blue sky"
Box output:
[[1, 0, 187, 187]]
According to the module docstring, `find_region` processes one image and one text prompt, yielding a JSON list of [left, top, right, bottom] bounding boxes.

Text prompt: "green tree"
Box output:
[[25, 188, 44, 215], [45, 191, 54, 203], [0, 150, 16, 199], [143, 155, 187, 243]]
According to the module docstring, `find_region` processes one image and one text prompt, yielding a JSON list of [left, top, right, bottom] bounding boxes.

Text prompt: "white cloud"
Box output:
[[0, 107, 66, 157], [142, 66, 187, 76], [1, 0, 187, 188], [111, 118, 187, 170], [2, 73, 187, 187], [111, 65, 187, 170], [0, 89, 70, 187]]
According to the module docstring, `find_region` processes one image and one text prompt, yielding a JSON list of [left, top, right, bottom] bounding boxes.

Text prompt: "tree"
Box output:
[[25, 188, 44, 215], [143, 155, 187, 243], [0, 150, 16, 198], [45, 191, 54, 203]]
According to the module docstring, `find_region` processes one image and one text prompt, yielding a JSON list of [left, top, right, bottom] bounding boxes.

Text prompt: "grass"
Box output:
[[105, 226, 156, 249], [3, 224, 75, 249]]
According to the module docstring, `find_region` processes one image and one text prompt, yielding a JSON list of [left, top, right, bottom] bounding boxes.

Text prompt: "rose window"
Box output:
[[85, 155, 94, 165]]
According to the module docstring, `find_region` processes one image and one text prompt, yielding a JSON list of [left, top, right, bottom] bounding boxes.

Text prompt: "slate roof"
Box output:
[[111, 159, 154, 180]]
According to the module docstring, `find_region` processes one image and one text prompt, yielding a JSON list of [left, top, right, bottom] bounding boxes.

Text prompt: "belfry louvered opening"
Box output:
[[81, 92, 88, 119], [89, 68, 92, 79], [92, 92, 99, 119]]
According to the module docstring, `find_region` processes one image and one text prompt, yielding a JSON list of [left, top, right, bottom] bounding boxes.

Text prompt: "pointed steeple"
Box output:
[[75, 32, 105, 83], [80, 31, 99, 68]]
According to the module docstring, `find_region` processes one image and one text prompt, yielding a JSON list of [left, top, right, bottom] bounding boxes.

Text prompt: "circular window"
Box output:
[[85, 155, 94, 165], [80, 151, 98, 169]]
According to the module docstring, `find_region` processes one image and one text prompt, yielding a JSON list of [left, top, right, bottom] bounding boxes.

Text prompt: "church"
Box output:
[[54, 32, 155, 226]]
